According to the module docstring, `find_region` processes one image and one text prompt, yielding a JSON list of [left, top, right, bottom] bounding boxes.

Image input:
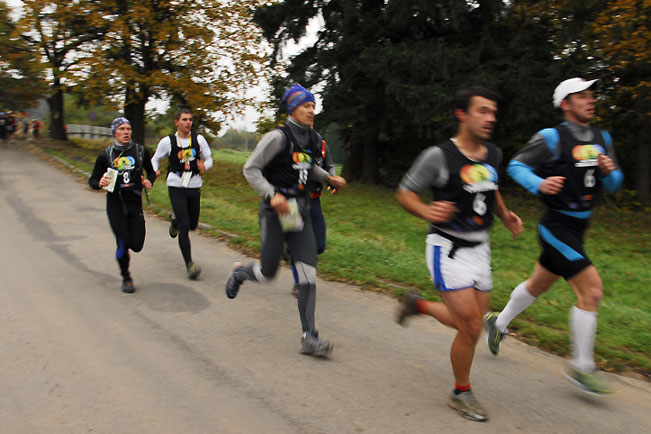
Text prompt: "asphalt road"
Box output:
[[1, 142, 649, 434]]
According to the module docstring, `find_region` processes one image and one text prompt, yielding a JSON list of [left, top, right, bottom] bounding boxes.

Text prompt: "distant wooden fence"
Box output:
[[67, 124, 112, 140]]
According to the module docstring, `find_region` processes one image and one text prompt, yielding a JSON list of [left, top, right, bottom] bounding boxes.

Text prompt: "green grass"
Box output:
[[36, 139, 651, 377]]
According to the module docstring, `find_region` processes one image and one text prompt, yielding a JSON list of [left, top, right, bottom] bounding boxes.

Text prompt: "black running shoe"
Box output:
[[395, 290, 422, 326], [122, 278, 135, 294], [168, 213, 179, 238], [225, 263, 244, 299]]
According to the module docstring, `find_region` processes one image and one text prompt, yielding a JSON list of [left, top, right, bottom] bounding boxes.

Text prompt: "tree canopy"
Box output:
[[254, 0, 649, 204], [78, 0, 268, 146]]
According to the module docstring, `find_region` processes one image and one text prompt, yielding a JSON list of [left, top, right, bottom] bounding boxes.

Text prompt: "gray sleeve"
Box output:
[[511, 133, 555, 170], [398, 146, 448, 193], [311, 165, 330, 183], [243, 130, 285, 198], [323, 144, 336, 176]]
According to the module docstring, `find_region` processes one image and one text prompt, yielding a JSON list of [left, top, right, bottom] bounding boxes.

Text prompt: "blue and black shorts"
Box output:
[[537, 210, 592, 280]]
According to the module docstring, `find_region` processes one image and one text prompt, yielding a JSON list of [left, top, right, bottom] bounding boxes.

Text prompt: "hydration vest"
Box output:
[[262, 125, 320, 195], [104, 142, 144, 192], [168, 133, 201, 175], [431, 139, 501, 233], [537, 124, 609, 212]]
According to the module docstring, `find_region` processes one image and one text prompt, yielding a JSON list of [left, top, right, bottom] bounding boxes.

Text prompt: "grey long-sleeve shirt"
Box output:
[[243, 117, 330, 199]]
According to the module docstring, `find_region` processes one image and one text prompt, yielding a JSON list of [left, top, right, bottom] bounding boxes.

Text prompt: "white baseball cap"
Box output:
[[553, 78, 598, 108]]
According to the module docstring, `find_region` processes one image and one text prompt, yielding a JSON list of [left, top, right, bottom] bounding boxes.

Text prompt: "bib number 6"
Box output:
[[473, 193, 487, 216], [584, 169, 596, 188]]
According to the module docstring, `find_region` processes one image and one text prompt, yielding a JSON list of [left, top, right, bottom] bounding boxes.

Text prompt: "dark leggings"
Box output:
[[106, 195, 145, 279], [291, 196, 325, 283], [169, 186, 201, 265]]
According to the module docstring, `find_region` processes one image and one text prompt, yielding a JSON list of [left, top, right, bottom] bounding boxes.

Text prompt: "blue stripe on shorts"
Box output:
[[432, 245, 448, 291], [538, 225, 584, 261]]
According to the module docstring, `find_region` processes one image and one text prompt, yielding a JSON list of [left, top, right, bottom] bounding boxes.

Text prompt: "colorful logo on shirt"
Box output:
[[292, 151, 313, 190], [178, 148, 197, 170], [113, 156, 135, 170], [460, 164, 498, 193], [292, 152, 313, 164], [572, 144, 604, 167]]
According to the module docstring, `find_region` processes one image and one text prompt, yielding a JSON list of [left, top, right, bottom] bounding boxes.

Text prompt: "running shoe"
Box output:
[[168, 213, 178, 238], [122, 278, 135, 294], [395, 290, 422, 326], [225, 263, 244, 299], [484, 312, 507, 356], [561, 367, 617, 396], [447, 390, 488, 422], [300, 332, 333, 357], [187, 262, 201, 280]]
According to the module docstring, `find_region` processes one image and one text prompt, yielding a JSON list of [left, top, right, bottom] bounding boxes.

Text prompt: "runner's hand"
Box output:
[[99, 174, 110, 188], [424, 201, 457, 223], [271, 193, 290, 215], [141, 176, 152, 190], [327, 175, 346, 189], [502, 210, 523, 238], [539, 176, 565, 195], [197, 159, 206, 174], [598, 153, 615, 175]]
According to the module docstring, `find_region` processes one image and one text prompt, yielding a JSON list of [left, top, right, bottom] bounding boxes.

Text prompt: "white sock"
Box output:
[[495, 281, 537, 332], [570, 306, 597, 372]]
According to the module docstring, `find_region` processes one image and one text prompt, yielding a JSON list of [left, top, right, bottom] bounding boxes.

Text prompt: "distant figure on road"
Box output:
[[484, 78, 623, 395], [224, 83, 346, 357], [88, 117, 156, 293], [151, 107, 213, 280], [395, 86, 522, 422], [32, 119, 41, 138]]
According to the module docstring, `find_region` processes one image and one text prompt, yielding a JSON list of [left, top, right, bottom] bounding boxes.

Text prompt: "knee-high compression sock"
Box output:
[[570, 306, 597, 372], [495, 281, 537, 332], [297, 283, 316, 335]]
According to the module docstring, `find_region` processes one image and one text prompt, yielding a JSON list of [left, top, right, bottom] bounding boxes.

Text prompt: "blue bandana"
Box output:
[[281, 84, 315, 114], [111, 117, 131, 136]]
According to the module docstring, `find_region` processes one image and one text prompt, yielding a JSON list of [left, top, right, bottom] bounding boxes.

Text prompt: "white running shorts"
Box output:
[[425, 233, 492, 292]]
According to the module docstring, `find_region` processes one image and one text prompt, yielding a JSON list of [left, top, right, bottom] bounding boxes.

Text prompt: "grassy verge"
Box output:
[[35, 139, 651, 377]]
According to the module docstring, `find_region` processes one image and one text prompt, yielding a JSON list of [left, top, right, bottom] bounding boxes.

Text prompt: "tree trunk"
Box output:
[[47, 84, 66, 141], [635, 116, 650, 206], [124, 85, 147, 147], [341, 116, 379, 184]]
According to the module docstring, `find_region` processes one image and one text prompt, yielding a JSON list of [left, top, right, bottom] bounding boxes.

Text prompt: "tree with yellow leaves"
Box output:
[[589, 0, 650, 205], [79, 0, 268, 145]]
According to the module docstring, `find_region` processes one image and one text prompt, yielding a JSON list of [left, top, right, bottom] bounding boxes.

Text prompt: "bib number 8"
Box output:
[[584, 169, 596, 188], [473, 193, 487, 215]]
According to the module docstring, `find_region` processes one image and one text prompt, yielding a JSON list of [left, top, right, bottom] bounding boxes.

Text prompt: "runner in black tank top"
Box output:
[[396, 87, 522, 422], [488, 78, 623, 395], [224, 84, 346, 358], [88, 118, 156, 293]]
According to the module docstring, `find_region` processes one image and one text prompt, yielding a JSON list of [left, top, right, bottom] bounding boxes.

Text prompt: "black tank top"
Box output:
[[168, 134, 200, 175], [107, 143, 143, 192], [538, 124, 606, 212], [262, 125, 319, 195], [432, 139, 501, 233]]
